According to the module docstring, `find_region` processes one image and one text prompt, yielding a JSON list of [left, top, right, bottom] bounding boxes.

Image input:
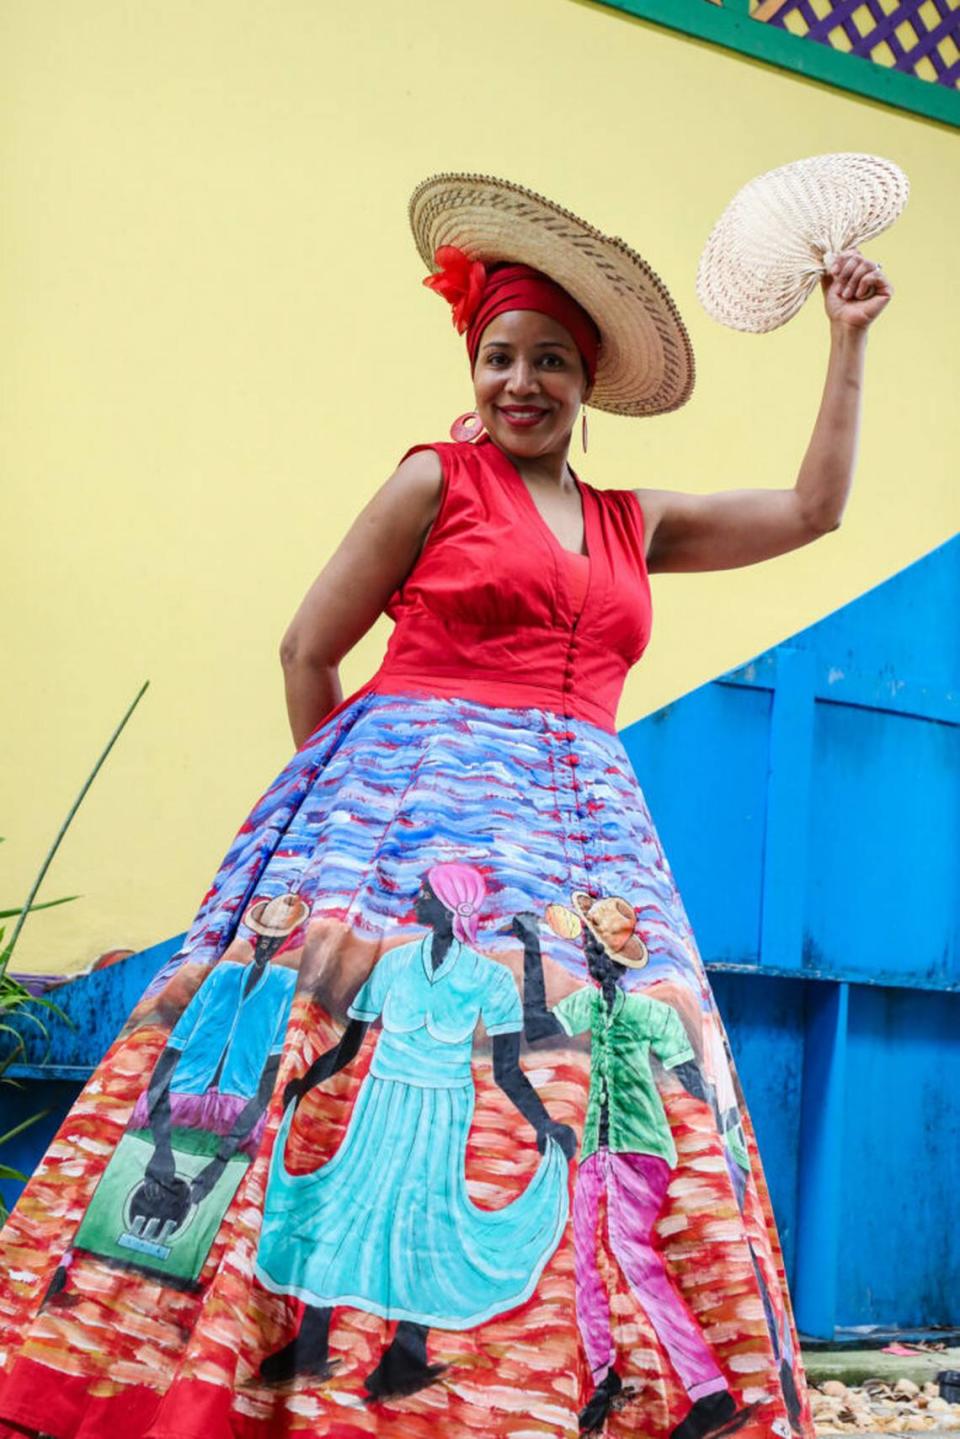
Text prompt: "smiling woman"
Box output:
[[0, 170, 892, 1439], [478, 317, 587, 414], [474, 311, 593, 553]]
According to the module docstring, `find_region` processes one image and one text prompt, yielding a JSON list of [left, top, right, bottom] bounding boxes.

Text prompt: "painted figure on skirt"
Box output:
[[512, 893, 748, 1439], [68, 892, 306, 1289], [255, 861, 575, 1401]]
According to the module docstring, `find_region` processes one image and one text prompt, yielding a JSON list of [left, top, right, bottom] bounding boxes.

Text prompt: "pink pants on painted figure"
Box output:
[[572, 1148, 730, 1401]]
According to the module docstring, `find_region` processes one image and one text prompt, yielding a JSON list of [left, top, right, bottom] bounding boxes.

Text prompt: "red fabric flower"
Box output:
[[422, 246, 488, 334]]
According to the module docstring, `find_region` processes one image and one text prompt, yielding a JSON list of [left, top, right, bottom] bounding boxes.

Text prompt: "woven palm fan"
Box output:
[[696, 153, 909, 334]]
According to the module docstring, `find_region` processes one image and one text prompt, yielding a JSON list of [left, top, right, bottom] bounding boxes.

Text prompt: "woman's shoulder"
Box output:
[[585, 478, 643, 518], [392, 444, 445, 489], [391, 440, 485, 505], [583, 479, 649, 551], [395, 438, 493, 478], [368, 448, 446, 547], [390, 440, 497, 535]]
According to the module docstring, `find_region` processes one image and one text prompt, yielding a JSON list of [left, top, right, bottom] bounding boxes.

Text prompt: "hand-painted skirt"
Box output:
[[0, 690, 814, 1439]]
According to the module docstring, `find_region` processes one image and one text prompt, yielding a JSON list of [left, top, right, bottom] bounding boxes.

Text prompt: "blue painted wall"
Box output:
[[622, 535, 959, 1334], [708, 973, 805, 1284], [840, 984, 958, 1325], [4, 537, 958, 1335]]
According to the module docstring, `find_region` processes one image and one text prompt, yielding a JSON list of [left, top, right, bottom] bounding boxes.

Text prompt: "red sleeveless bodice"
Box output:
[[361, 436, 652, 733]]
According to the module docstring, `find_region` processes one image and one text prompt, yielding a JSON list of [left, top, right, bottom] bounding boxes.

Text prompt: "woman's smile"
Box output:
[[498, 405, 552, 428]]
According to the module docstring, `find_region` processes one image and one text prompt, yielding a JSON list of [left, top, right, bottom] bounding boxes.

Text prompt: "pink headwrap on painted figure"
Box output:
[[427, 861, 487, 946]]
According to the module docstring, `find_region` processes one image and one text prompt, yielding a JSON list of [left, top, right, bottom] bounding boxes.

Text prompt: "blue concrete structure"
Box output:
[[622, 535, 959, 1336], [3, 537, 958, 1337]]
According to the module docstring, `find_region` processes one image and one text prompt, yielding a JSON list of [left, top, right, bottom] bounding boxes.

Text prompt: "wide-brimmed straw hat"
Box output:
[[570, 891, 649, 969], [409, 173, 695, 418], [696, 152, 909, 334], [244, 893, 310, 938]]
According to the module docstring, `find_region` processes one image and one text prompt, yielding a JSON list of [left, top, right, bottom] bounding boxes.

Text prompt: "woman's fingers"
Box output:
[[855, 264, 883, 298], [830, 252, 860, 288], [822, 247, 891, 324], [840, 258, 866, 296], [844, 261, 875, 298], [832, 252, 859, 284], [829, 249, 884, 299]]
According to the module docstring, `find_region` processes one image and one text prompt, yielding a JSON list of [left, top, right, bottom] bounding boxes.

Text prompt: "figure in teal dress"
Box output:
[[255, 860, 575, 1400]]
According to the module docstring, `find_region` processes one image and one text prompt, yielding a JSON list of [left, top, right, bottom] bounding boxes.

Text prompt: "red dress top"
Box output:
[[362, 435, 652, 734], [562, 551, 591, 620]]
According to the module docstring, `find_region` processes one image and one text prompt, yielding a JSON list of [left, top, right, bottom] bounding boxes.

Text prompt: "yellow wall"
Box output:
[[2, 0, 957, 974]]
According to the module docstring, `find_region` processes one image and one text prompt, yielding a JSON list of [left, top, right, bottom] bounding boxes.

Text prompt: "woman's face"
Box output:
[[472, 310, 591, 462], [414, 875, 448, 928]]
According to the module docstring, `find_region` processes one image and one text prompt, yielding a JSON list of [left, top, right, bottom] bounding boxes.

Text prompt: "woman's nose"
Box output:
[[506, 361, 538, 395]]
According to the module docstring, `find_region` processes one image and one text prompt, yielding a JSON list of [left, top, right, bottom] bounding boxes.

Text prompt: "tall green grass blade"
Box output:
[[0, 1109, 51, 1148], [0, 896, 80, 920], [2, 681, 149, 972]]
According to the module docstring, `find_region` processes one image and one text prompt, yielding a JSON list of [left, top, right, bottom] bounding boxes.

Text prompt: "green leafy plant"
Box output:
[[0, 682, 149, 1216], [0, 860, 78, 1200]]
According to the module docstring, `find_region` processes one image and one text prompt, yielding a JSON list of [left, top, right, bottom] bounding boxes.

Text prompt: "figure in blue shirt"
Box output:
[[61, 891, 307, 1292], [131, 891, 307, 1231]]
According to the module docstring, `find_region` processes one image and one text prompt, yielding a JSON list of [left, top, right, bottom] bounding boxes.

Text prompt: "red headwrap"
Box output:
[[423, 245, 601, 384]]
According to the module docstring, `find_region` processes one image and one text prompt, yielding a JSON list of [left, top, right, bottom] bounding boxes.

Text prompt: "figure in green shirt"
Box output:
[[511, 892, 745, 1439]]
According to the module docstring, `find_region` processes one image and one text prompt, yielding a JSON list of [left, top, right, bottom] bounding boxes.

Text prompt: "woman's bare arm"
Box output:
[[637, 248, 892, 575], [280, 449, 443, 746]]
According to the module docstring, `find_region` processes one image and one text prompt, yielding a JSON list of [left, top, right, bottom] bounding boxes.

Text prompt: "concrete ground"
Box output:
[[799, 1344, 960, 1437], [803, 1347, 960, 1389]]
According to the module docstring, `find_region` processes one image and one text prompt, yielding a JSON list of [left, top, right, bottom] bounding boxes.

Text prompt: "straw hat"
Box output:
[[244, 893, 310, 938], [696, 152, 909, 334], [409, 173, 694, 418], [571, 892, 649, 969]]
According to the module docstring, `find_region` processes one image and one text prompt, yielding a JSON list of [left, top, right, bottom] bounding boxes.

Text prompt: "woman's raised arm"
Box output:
[[280, 448, 443, 746], [637, 248, 892, 575]]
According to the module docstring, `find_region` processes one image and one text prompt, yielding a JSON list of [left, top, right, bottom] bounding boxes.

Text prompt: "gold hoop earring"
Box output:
[[581, 411, 589, 454]]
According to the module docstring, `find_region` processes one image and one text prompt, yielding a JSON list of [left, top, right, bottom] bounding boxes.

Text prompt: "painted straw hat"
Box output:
[[244, 893, 310, 938], [696, 152, 909, 334], [409, 172, 695, 418], [571, 891, 649, 969]]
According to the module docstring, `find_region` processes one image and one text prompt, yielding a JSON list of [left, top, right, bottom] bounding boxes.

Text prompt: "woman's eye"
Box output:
[[484, 352, 565, 369]]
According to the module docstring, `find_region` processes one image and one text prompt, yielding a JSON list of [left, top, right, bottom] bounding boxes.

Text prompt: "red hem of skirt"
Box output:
[[0, 1362, 378, 1439]]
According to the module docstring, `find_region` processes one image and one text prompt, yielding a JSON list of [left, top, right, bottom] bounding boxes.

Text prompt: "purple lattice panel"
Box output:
[[762, 0, 960, 86]]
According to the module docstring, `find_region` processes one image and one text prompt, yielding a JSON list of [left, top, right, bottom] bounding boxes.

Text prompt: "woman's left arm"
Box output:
[[638, 248, 893, 574]]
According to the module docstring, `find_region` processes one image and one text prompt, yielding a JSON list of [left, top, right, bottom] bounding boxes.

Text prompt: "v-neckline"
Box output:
[[420, 934, 461, 985], [482, 437, 600, 626], [484, 437, 592, 562]]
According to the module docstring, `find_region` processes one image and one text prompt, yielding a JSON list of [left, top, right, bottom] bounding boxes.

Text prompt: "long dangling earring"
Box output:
[[450, 411, 486, 444], [581, 410, 589, 454]]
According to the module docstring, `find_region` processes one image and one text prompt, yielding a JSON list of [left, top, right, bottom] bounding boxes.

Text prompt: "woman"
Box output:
[[0, 174, 890, 1439], [256, 863, 573, 1399]]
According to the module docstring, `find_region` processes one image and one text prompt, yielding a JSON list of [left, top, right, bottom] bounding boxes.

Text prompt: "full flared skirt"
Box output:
[[0, 689, 814, 1439]]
